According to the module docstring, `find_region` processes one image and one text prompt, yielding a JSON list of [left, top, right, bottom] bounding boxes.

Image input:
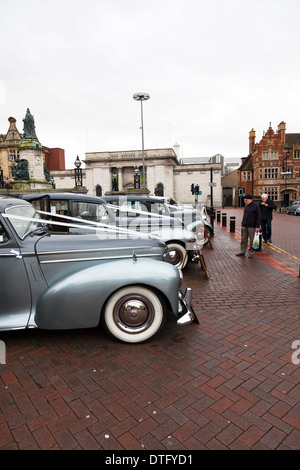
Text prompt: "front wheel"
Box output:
[[165, 243, 188, 269], [102, 286, 166, 343]]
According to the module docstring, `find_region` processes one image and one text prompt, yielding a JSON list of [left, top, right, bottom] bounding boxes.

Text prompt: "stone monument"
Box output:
[[12, 108, 52, 190]]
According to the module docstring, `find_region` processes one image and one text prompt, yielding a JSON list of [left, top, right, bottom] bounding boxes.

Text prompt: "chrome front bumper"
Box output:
[[177, 287, 199, 326]]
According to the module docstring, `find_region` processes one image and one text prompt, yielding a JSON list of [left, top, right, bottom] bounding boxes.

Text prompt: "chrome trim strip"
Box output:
[[0, 253, 19, 257], [37, 245, 155, 256], [40, 254, 161, 264]]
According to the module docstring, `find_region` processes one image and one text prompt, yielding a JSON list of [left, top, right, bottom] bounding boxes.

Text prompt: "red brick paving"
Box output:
[[0, 212, 299, 450]]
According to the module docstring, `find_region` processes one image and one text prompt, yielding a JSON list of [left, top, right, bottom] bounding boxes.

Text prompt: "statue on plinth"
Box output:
[[23, 108, 38, 140]]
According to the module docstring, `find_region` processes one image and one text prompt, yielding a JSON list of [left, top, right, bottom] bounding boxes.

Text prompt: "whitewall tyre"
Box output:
[[103, 286, 166, 343], [165, 243, 188, 269]]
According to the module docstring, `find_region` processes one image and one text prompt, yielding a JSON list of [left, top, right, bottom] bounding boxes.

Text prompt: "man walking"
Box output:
[[260, 193, 276, 244], [236, 194, 261, 258]]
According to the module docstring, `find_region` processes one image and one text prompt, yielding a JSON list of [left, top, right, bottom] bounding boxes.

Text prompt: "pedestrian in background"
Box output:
[[168, 197, 177, 205], [236, 194, 261, 258], [260, 193, 276, 244]]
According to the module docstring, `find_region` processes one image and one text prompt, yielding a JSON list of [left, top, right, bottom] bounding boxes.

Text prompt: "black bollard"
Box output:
[[222, 213, 227, 227], [217, 210, 221, 223], [229, 216, 235, 233]]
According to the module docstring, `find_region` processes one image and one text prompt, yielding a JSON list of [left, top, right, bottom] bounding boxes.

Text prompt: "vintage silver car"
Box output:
[[100, 195, 205, 268], [21, 193, 204, 270], [102, 194, 211, 246], [0, 197, 197, 343]]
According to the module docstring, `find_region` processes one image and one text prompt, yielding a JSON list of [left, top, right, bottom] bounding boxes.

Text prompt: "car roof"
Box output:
[[102, 195, 165, 203], [20, 192, 107, 204], [0, 197, 32, 213]]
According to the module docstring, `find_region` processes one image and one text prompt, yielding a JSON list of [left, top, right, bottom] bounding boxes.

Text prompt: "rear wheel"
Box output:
[[103, 286, 166, 343], [165, 243, 188, 269]]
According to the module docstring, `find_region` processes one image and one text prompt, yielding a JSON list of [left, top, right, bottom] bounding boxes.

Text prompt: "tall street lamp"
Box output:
[[133, 92, 150, 189]]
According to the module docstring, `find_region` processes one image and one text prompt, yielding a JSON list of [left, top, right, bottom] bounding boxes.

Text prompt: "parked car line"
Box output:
[[0, 197, 198, 344]]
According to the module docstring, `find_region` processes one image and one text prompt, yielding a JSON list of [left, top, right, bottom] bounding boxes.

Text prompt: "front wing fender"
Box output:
[[34, 258, 181, 330]]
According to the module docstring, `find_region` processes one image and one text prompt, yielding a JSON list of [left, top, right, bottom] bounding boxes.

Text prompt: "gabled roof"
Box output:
[[239, 154, 253, 171], [286, 133, 300, 147]]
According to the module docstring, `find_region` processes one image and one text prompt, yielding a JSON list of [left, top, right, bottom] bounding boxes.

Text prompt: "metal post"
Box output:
[[230, 216, 235, 232], [133, 93, 150, 189], [140, 99, 145, 188], [222, 213, 227, 227], [210, 167, 214, 231], [217, 210, 221, 223]]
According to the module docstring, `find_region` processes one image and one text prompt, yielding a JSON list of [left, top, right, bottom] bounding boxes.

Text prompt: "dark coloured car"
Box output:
[[0, 197, 197, 343]]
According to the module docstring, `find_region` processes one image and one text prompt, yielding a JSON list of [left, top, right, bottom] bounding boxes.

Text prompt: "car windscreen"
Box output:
[[5, 205, 41, 239]]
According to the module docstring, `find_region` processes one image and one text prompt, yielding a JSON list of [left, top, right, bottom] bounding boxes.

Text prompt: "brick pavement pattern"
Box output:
[[0, 214, 299, 450]]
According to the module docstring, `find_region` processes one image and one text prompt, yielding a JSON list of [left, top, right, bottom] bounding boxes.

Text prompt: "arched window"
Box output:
[[96, 185, 102, 197], [155, 183, 164, 197]]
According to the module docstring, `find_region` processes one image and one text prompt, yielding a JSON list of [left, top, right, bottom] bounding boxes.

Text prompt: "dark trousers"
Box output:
[[261, 220, 272, 242]]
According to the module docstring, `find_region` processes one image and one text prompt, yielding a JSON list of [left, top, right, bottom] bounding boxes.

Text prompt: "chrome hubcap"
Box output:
[[165, 249, 182, 266], [113, 295, 154, 333]]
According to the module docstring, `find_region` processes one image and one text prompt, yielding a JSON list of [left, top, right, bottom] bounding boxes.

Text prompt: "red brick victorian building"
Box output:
[[238, 122, 300, 208]]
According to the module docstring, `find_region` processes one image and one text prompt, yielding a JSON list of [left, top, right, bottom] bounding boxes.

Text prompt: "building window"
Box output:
[[155, 183, 164, 197], [9, 150, 19, 161], [294, 150, 300, 159], [242, 171, 251, 181], [262, 187, 279, 201], [270, 151, 278, 160], [264, 168, 278, 179], [262, 151, 278, 160], [259, 169, 262, 179], [262, 151, 269, 160]]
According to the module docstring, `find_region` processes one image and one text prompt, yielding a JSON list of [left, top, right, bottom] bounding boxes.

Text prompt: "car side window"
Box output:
[[120, 201, 139, 217], [0, 222, 9, 243], [51, 200, 69, 216], [72, 202, 110, 222]]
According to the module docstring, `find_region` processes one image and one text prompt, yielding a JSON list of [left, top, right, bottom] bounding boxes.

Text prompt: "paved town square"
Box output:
[[0, 209, 299, 451]]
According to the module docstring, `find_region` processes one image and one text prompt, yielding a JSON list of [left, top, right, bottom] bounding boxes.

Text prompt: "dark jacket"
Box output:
[[241, 201, 261, 228], [259, 198, 276, 220]]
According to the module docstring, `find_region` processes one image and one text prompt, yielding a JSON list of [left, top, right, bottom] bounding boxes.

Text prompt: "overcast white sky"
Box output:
[[1, 0, 300, 169]]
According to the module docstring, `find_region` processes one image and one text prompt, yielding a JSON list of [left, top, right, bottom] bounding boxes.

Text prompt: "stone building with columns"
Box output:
[[0, 112, 223, 205], [83, 147, 222, 206]]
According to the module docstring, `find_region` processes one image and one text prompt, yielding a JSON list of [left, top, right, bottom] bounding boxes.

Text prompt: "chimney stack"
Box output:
[[277, 121, 286, 144], [249, 128, 256, 154]]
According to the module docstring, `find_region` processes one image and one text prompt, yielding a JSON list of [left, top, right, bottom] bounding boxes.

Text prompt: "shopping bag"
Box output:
[[252, 232, 260, 249]]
